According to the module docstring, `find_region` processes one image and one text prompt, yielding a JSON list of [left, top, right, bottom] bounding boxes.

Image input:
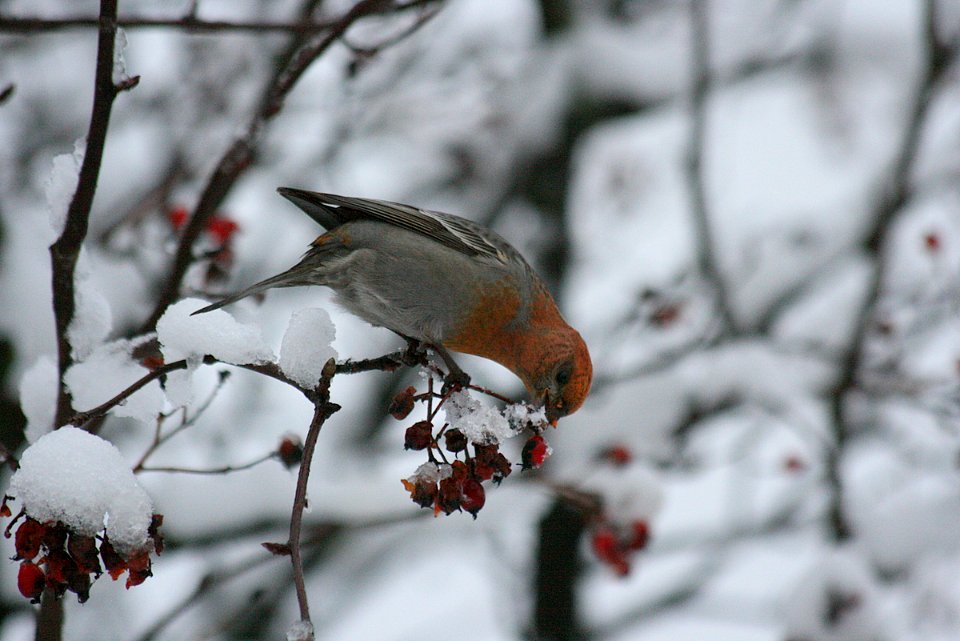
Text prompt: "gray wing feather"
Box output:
[[278, 188, 510, 265]]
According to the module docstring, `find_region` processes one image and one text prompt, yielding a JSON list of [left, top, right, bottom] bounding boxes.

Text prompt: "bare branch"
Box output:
[[825, 0, 953, 542], [686, 0, 738, 332], [138, 451, 276, 475], [49, 0, 132, 427], [288, 360, 339, 632], [0, 1, 441, 35]]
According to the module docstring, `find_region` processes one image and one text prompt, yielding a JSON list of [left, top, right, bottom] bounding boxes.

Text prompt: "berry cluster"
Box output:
[[167, 205, 240, 285], [590, 518, 650, 576], [390, 383, 552, 518], [3, 498, 162, 603]]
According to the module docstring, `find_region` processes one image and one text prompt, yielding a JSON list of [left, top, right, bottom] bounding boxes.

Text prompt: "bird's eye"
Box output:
[[555, 363, 572, 387]]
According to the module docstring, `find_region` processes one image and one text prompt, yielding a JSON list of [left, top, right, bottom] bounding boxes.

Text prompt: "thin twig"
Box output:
[[0, 2, 439, 34], [287, 360, 340, 633], [49, 0, 139, 428], [686, 0, 738, 332], [138, 451, 276, 475], [825, 0, 952, 542]]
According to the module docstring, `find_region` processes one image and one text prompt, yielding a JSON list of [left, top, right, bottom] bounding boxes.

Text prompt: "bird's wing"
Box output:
[[278, 188, 510, 265]]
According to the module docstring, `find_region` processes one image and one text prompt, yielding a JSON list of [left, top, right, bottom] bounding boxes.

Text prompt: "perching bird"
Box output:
[[193, 188, 592, 421]]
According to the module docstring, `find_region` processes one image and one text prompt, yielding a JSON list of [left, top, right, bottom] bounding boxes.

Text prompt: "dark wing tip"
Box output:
[[276, 187, 343, 230]]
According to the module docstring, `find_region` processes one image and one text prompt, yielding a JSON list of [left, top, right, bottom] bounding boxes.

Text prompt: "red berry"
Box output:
[[167, 206, 189, 231], [591, 526, 630, 575], [17, 561, 45, 602], [603, 445, 632, 466], [627, 520, 650, 551], [650, 303, 682, 327], [206, 216, 240, 245], [521, 435, 551, 471], [460, 479, 485, 518], [924, 232, 941, 252], [277, 436, 304, 469]]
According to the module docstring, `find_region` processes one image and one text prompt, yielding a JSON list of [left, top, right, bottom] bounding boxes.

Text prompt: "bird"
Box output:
[[192, 188, 592, 422]]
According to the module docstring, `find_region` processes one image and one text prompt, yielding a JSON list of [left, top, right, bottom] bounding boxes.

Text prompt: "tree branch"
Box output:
[[825, 0, 952, 542], [49, 0, 139, 428], [686, 0, 738, 332], [287, 360, 339, 635], [0, 2, 439, 35]]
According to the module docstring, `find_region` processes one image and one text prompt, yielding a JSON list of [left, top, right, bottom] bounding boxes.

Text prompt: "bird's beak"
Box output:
[[542, 391, 562, 427]]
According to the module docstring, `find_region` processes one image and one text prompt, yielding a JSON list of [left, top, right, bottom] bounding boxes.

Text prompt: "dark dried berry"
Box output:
[[437, 477, 462, 514], [277, 436, 303, 469], [389, 386, 417, 420], [401, 478, 438, 509], [41, 523, 67, 552], [67, 568, 91, 603], [125, 552, 152, 589], [100, 537, 127, 580], [443, 429, 467, 453], [404, 421, 433, 451], [148, 514, 165, 555], [14, 518, 44, 561], [67, 533, 101, 574]]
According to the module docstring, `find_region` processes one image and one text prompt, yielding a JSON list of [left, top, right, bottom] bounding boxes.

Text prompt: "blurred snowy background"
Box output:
[[2, 0, 960, 639]]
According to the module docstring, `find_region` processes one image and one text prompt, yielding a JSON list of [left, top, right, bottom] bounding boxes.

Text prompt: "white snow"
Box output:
[[68, 249, 113, 362], [157, 298, 275, 366], [443, 391, 523, 445], [286, 619, 314, 641], [18, 355, 58, 443], [64, 338, 164, 423], [44, 138, 85, 236], [279, 308, 338, 388], [7, 427, 154, 555]]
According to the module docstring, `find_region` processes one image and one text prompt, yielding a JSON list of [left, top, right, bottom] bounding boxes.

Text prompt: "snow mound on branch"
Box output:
[[8, 427, 153, 554], [286, 619, 314, 641], [279, 308, 337, 388], [19, 355, 58, 444], [44, 138, 85, 236], [157, 298, 275, 366], [64, 338, 164, 424]]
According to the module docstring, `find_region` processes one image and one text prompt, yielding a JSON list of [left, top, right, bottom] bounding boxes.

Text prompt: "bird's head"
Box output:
[[520, 327, 593, 424]]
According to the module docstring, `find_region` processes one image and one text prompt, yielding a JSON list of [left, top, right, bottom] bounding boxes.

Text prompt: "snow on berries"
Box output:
[[3, 428, 163, 603], [393, 382, 550, 518]]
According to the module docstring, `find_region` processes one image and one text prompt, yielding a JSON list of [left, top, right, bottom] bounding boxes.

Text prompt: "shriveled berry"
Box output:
[[437, 477, 461, 515], [148, 514, 165, 555], [443, 428, 467, 453], [67, 533, 101, 574], [404, 420, 433, 451], [100, 537, 127, 580], [41, 522, 67, 552], [401, 478, 438, 509], [125, 552, 152, 589], [389, 386, 417, 420], [14, 518, 44, 560], [67, 568, 91, 603]]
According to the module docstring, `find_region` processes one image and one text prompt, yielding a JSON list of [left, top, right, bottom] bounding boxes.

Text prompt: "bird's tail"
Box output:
[[191, 265, 314, 316]]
